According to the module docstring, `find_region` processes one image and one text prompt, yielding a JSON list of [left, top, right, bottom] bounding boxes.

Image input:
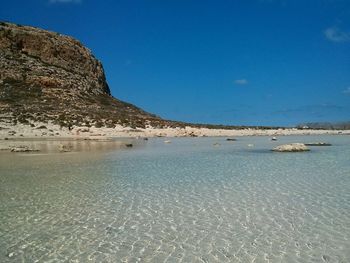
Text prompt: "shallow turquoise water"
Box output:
[[1, 136, 350, 262]]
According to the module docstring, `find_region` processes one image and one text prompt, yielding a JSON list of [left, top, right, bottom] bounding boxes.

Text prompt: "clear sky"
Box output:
[[1, 0, 350, 126]]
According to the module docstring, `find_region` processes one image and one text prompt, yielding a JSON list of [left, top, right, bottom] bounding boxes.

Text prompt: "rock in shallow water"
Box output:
[[305, 142, 332, 146], [10, 146, 39, 152], [272, 143, 310, 152]]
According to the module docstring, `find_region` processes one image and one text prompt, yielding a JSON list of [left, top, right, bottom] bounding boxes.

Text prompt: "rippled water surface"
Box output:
[[1, 135, 350, 262]]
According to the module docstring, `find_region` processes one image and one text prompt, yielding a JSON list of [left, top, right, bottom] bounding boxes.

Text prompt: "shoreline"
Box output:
[[1, 122, 349, 154], [1, 121, 350, 140]]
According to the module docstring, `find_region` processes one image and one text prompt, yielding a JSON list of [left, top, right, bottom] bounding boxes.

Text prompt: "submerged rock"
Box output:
[[272, 143, 310, 152], [58, 144, 72, 152], [0, 146, 10, 151]]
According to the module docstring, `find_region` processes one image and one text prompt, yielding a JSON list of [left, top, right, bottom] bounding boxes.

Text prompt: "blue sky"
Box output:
[[1, 0, 350, 126]]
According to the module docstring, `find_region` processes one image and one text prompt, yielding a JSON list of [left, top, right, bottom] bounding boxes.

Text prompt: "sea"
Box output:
[[0, 135, 350, 262]]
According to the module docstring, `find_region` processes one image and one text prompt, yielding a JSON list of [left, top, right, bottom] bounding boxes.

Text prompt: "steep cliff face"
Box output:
[[0, 22, 165, 128]]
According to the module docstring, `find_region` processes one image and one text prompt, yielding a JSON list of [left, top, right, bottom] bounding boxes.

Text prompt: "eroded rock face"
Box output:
[[0, 22, 163, 128], [272, 143, 310, 152], [0, 22, 110, 95]]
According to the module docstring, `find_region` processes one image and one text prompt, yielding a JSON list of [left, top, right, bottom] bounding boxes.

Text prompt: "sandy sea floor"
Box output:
[[0, 135, 350, 262]]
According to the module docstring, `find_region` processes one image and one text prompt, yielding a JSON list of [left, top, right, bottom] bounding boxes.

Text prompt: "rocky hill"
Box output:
[[0, 22, 172, 129]]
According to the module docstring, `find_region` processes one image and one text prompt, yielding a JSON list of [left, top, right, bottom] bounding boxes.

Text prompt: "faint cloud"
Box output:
[[324, 27, 350, 42], [49, 0, 82, 4], [234, 79, 248, 85], [343, 87, 350, 94]]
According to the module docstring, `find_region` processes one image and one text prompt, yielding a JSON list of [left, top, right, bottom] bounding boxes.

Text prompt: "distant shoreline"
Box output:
[[1, 121, 349, 140], [1, 122, 349, 154]]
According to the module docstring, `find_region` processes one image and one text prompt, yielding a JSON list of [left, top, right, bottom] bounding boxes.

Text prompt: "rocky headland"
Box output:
[[0, 21, 169, 130]]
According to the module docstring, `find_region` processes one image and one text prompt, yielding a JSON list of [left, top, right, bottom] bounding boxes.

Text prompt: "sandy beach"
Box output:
[[1, 120, 349, 140]]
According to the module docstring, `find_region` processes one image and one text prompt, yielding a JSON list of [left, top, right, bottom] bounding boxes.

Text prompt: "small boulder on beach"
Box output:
[[272, 143, 310, 152]]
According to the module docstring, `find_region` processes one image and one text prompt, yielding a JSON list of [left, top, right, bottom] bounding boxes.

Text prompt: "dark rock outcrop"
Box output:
[[304, 142, 332, 146], [0, 22, 165, 128]]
